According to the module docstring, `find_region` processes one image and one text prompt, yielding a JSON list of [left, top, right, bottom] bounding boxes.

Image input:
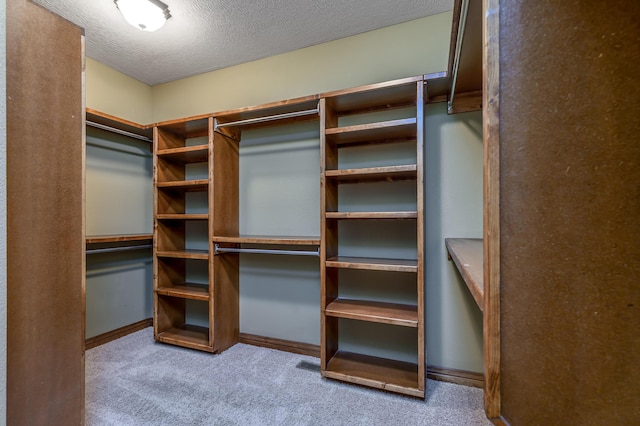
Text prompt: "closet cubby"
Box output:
[[320, 76, 425, 397]]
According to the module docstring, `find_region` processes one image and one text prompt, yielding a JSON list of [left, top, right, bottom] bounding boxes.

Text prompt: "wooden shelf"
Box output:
[[325, 118, 417, 145], [215, 96, 319, 130], [156, 214, 209, 221], [156, 250, 209, 260], [156, 283, 210, 301], [154, 117, 211, 139], [156, 179, 209, 191], [321, 76, 422, 115], [325, 165, 417, 183], [445, 238, 483, 311], [86, 108, 152, 141], [156, 145, 209, 163], [324, 351, 423, 398], [155, 325, 212, 352], [325, 211, 417, 220], [325, 299, 418, 327], [85, 234, 153, 244], [213, 235, 320, 245], [326, 256, 417, 273]]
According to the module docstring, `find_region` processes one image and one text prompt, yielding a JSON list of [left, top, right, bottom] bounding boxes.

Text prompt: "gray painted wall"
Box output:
[[0, 0, 7, 420], [85, 128, 153, 338]]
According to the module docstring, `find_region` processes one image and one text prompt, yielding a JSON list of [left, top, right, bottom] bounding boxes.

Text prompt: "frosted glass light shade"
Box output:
[[115, 0, 171, 32]]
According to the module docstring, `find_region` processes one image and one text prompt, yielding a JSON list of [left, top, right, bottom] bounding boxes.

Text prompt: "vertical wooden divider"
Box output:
[[211, 119, 241, 352], [416, 81, 426, 391]]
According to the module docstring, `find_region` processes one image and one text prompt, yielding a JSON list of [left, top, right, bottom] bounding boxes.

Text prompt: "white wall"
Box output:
[[0, 0, 7, 420]]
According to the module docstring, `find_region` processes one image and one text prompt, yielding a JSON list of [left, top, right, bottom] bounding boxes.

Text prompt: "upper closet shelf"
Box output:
[[325, 165, 417, 183], [85, 234, 153, 255], [445, 238, 483, 311], [214, 96, 320, 131], [86, 109, 152, 142], [156, 146, 209, 163]]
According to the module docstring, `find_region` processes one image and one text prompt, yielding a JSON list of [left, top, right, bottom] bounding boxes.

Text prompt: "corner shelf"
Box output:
[[445, 238, 483, 311], [325, 211, 417, 220], [325, 118, 417, 146], [155, 325, 211, 352], [155, 283, 210, 301]]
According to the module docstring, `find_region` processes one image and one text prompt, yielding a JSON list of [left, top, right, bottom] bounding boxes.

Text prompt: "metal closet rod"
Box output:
[[448, 0, 470, 112], [214, 105, 319, 129], [87, 120, 153, 143], [214, 244, 319, 257], [86, 244, 153, 255]]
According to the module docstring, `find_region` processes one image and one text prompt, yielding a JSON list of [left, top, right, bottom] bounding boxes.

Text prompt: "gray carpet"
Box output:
[[86, 328, 491, 425]]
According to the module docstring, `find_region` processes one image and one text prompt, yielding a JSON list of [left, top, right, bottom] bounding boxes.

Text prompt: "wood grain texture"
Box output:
[[415, 81, 425, 391], [483, 0, 501, 419], [85, 234, 153, 244], [324, 351, 423, 398], [498, 0, 640, 424], [445, 238, 483, 311], [325, 211, 417, 220], [212, 235, 320, 245], [326, 256, 418, 273], [86, 108, 152, 139], [325, 118, 417, 145], [426, 365, 484, 389], [7, 1, 85, 423], [325, 165, 417, 183], [325, 299, 419, 327]]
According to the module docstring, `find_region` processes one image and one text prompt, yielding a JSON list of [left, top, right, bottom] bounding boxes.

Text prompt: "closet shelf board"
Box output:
[[325, 299, 418, 327], [156, 250, 209, 260], [325, 211, 417, 220], [85, 234, 153, 244], [325, 256, 417, 273], [325, 118, 417, 145], [325, 165, 417, 183], [445, 238, 484, 311], [156, 283, 210, 301], [156, 325, 211, 352], [156, 214, 209, 221], [156, 179, 209, 191], [213, 235, 320, 245], [324, 351, 423, 398], [156, 145, 209, 163]]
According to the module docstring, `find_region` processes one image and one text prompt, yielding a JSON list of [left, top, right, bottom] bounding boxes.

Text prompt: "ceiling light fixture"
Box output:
[[114, 0, 171, 32]]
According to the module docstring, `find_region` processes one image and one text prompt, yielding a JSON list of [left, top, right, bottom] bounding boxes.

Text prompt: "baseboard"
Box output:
[[85, 318, 153, 350], [238, 333, 321, 357], [238, 333, 484, 388], [426, 365, 484, 388]]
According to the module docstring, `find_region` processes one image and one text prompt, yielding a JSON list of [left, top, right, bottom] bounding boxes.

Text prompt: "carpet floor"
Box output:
[[86, 328, 491, 425]]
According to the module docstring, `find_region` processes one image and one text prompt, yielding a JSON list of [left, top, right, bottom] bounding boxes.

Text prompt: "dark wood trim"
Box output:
[[85, 318, 153, 350], [239, 333, 484, 389], [239, 333, 321, 358], [489, 416, 511, 426], [426, 365, 484, 389], [483, 0, 501, 419]]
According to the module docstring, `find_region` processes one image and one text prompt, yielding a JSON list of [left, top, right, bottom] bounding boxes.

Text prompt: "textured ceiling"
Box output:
[[34, 0, 452, 86]]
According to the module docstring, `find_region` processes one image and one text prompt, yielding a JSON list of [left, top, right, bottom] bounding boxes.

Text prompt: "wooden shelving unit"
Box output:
[[153, 115, 237, 353], [320, 76, 425, 398]]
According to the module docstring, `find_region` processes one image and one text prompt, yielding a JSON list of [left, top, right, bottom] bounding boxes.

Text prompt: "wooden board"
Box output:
[[326, 256, 418, 273], [325, 211, 417, 220], [213, 235, 320, 245], [325, 165, 417, 183], [324, 351, 423, 398], [7, 1, 85, 423], [86, 234, 153, 244], [325, 299, 418, 327], [494, 1, 640, 424], [445, 238, 483, 311], [325, 118, 417, 145]]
